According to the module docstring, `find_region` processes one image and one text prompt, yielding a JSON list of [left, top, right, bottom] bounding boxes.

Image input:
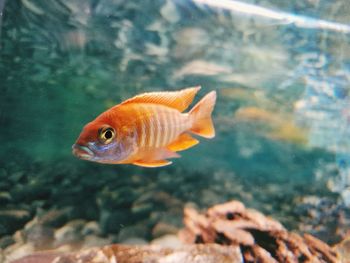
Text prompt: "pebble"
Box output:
[[81, 221, 101, 236], [0, 209, 31, 236], [24, 224, 54, 249], [131, 203, 153, 216], [54, 220, 86, 246], [9, 172, 25, 183], [0, 236, 15, 249], [99, 210, 131, 234], [0, 192, 12, 204], [151, 234, 182, 249], [334, 234, 350, 262], [37, 208, 73, 228], [121, 237, 148, 245], [152, 222, 179, 238], [0, 250, 4, 263], [4, 243, 34, 263], [82, 235, 111, 248], [117, 224, 148, 242]]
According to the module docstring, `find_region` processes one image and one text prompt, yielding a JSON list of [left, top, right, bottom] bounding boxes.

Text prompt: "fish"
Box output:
[[72, 86, 216, 167]]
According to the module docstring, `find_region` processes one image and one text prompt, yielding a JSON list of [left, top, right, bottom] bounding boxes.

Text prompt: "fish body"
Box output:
[[72, 86, 216, 167]]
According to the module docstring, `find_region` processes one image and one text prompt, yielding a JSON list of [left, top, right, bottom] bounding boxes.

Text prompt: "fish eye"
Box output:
[[99, 127, 115, 144]]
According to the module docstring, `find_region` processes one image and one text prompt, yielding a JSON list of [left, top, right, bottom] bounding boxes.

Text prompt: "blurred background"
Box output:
[[0, 0, 350, 260]]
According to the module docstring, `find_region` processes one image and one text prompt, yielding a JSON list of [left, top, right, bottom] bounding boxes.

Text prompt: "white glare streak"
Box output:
[[193, 0, 350, 34]]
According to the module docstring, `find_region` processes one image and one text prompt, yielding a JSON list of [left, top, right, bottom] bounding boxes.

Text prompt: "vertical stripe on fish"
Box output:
[[154, 105, 162, 148]]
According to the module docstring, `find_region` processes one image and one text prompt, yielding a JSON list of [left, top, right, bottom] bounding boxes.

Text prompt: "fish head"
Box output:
[[72, 120, 135, 164]]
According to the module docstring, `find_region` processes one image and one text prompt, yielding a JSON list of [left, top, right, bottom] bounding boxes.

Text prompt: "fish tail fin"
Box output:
[[189, 91, 216, 138]]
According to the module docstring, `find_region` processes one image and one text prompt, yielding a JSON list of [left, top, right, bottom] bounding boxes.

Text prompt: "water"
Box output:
[[1, 0, 350, 259]]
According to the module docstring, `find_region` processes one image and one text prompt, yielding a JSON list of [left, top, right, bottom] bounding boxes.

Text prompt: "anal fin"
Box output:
[[132, 148, 180, 168], [168, 133, 199, 152], [133, 160, 172, 168]]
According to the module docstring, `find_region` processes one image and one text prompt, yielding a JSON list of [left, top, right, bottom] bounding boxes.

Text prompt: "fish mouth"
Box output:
[[72, 144, 94, 160]]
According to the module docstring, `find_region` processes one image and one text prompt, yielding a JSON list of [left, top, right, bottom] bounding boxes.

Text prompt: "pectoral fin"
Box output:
[[168, 133, 199, 152]]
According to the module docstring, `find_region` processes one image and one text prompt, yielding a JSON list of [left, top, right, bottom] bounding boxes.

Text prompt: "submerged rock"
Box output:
[[13, 244, 242, 263], [117, 224, 149, 243], [0, 210, 32, 236], [82, 235, 112, 248], [0, 192, 12, 205], [179, 200, 339, 263], [120, 237, 148, 245], [0, 235, 15, 249], [333, 233, 350, 263], [4, 243, 35, 263], [54, 220, 86, 246], [151, 222, 179, 239], [81, 221, 102, 237], [151, 234, 182, 249], [24, 224, 54, 249], [10, 200, 343, 263], [295, 195, 350, 244]]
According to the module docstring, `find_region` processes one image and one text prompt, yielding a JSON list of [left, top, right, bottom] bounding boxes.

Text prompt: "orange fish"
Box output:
[[72, 86, 216, 167]]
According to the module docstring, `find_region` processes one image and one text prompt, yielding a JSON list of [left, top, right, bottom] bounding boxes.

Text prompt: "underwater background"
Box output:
[[1, 0, 350, 260]]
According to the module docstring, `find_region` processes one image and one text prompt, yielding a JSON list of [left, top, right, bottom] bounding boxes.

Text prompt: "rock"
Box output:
[[151, 234, 182, 249], [0, 209, 31, 236], [0, 181, 11, 191], [148, 210, 182, 228], [54, 244, 76, 253], [82, 235, 112, 248], [13, 230, 25, 244], [294, 195, 350, 243], [54, 220, 86, 246], [10, 252, 61, 263], [0, 250, 4, 263], [0, 235, 15, 249], [151, 222, 179, 238], [333, 233, 350, 263], [24, 224, 54, 249], [37, 208, 73, 228], [81, 221, 101, 236], [199, 189, 222, 207], [4, 243, 34, 263], [9, 171, 25, 183], [8, 200, 344, 262], [130, 203, 153, 217], [0, 192, 12, 205], [14, 244, 242, 263], [134, 191, 182, 209], [180, 200, 339, 262], [117, 224, 148, 243], [99, 210, 132, 234], [11, 183, 50, 204], [97, 186, 138, 209], [120, 237, 148, 245]]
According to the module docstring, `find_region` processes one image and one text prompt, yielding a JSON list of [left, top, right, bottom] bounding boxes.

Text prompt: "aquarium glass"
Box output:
[[1, 0, 350, 259]]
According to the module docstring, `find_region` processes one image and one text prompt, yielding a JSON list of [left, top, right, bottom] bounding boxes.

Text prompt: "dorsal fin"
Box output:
[[121, 86, 201, 112]]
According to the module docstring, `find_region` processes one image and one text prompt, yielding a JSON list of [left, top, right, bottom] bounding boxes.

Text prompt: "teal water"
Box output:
[[1, 0, 350, 255]]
